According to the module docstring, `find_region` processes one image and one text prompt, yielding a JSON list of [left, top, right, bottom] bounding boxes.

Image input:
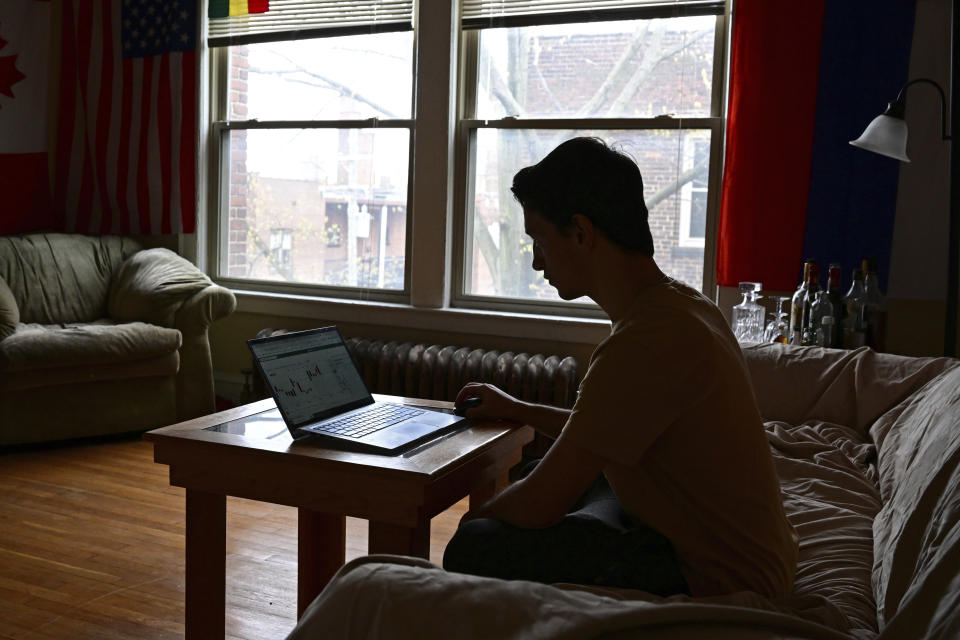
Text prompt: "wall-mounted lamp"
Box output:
[[850, 78, 948, 162], [849, 21, 960, 358]]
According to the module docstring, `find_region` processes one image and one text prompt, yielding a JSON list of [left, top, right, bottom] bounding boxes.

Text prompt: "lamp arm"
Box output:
[[896, 77, 950, 141]]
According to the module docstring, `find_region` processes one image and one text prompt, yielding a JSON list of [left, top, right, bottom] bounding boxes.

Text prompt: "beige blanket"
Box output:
[[285, 346, 960, 640]]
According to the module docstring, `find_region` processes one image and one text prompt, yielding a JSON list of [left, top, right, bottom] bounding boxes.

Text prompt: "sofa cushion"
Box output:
[[0, 351, 180, 392], [870, 365, 960, 629], [0, 278, 17, 341], [0, 321, 182, 372], [0, 233, 142, 324], [108, 248, 214, 327], [742, 343, 955, 436]]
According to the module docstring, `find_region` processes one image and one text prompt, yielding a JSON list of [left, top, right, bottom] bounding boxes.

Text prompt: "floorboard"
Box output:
[[0, 436, 467, 640]]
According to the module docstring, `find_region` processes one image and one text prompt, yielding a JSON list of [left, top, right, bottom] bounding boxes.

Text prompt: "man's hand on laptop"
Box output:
[[455, 383, 521, 421]]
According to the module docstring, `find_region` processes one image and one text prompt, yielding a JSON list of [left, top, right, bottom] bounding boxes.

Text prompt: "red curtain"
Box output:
[[717, 1, 827, 290]]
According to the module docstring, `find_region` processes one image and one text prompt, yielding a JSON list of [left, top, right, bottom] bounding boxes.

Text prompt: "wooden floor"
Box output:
[[0, 436, 467, 640]]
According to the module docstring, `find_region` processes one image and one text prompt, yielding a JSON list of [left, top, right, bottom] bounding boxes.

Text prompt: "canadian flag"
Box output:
[[0, 0, 53, 234]]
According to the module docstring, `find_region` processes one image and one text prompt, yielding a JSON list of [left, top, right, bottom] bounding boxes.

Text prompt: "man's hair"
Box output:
[[510, 137, 654, 256]]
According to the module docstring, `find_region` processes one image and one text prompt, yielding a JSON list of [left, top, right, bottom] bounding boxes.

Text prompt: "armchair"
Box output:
[[0, 233, 236, 445]]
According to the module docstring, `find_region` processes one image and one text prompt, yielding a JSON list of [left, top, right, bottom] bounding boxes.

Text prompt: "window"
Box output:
[[457, 3, 726, 310], [206, 1, 727, 314], [209, 3, 414, 299]]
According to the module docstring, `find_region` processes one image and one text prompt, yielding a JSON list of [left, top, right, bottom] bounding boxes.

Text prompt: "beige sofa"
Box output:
[[284, 344, 959, 640], [0, 233, 236, 445]]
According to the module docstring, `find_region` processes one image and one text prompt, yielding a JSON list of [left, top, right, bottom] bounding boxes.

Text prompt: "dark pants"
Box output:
[[442, 462, 689, 595]]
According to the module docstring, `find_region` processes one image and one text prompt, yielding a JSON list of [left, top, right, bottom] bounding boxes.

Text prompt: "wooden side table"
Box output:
[[145, 396, 532, 640]]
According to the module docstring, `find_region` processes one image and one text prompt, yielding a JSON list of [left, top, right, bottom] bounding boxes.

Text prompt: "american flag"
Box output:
[[55, 0, 197, 234]]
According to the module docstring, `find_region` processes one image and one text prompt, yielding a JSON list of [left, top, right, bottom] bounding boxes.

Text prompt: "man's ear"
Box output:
[[569, 214, 596, 248]]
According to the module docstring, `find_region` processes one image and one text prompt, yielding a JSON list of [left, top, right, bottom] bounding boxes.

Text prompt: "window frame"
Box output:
[[451, 8, 728, 316]]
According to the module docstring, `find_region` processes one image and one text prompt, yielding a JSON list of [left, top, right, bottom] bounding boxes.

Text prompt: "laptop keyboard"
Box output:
[[315, 404, 425, 439]]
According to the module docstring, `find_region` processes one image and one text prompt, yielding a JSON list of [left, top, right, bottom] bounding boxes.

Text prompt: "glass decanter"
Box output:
[[732, 282, 765, 343]]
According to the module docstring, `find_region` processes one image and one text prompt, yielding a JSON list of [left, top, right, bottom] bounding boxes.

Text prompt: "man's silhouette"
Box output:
[[444, 137, 797, 598]]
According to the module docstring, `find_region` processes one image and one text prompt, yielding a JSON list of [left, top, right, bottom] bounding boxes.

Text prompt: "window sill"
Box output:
[[234, 289, 611, 346]]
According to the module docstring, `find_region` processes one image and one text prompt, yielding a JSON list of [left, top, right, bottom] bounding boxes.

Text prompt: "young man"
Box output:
[[443, 137, 797, 598]]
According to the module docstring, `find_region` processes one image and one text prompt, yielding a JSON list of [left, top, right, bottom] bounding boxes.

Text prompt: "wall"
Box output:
[[886, 0, 956, 355]]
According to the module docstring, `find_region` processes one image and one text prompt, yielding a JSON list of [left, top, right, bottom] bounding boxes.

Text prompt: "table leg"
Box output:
[[368, 520, 430, 559], [297, 509, 345, 618], [185, 490, 226, 640]]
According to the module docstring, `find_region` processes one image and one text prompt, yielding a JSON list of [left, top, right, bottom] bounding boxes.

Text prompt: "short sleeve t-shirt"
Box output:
[[562, 278, 798, 598]]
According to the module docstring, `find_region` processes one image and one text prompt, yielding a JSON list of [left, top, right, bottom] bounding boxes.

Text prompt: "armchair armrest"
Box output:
[[173, 284, 237, 334], [108, 248, 235, 329]]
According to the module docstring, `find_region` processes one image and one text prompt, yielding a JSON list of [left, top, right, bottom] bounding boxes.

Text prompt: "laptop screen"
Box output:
[[249, 327, 373, 426]]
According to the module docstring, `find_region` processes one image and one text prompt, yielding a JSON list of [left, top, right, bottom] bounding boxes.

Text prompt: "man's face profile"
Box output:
[[522, 208, 584, 301]]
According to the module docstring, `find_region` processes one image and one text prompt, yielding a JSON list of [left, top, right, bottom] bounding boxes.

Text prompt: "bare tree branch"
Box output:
[[473, 221, 501, 288], [250, 51, 399, 118], [484, 59, 525, 117], [609, 28, 712, 115], [645, 159, 707, 210], [576, 22, 649, 118]]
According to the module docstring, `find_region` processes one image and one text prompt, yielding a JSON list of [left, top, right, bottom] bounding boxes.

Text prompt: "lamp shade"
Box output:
[[850, 114, 911, 162]]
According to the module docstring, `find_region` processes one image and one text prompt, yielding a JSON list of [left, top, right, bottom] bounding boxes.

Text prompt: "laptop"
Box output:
[[248, 326, 465, 454]]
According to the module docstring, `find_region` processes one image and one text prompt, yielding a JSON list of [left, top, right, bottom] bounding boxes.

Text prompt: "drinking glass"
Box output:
[[764, 296, 790, 343]]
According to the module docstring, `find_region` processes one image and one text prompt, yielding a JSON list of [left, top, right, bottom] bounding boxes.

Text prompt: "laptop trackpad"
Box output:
[[368, 419, 455, 450]]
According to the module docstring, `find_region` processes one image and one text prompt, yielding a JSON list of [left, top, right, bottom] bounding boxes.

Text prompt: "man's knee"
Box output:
[[442, 518, 513, 575]]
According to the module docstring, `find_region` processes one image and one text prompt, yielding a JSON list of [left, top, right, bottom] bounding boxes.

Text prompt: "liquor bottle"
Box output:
[[800, 263, 821, 344], [818, 315, 836, 348], [732, 282, 765, 343], [789, 260, 815, 345], [862, 258, 887, 351], [826, 263, 845, 348], [807, 290, 830, 346], [843, 269, 867, 348]]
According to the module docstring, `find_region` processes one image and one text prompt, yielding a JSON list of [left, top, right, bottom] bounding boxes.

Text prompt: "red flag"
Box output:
[[55, 0, 197, 235], [0, 0, 54, 234], [716, 1, 825, 291]]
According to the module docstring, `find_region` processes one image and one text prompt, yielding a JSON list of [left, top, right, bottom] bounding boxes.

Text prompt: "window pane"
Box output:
[[475, 16, 715, 119], [223, 128, 409, 289], [227, 32, 413, 121], [465, 128, 709, 301]]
